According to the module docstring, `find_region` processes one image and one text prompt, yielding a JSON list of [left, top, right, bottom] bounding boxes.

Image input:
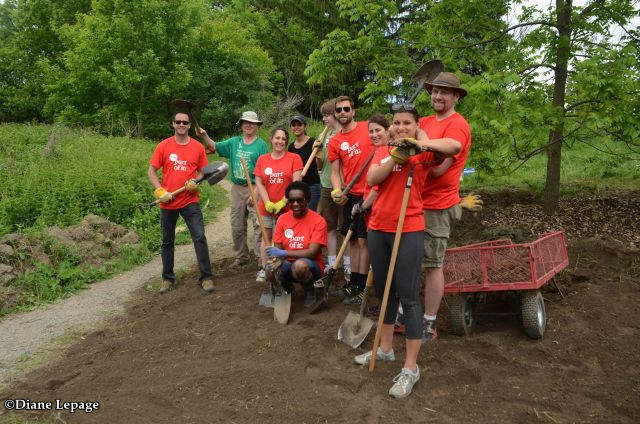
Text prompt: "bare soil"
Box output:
[[2, 189, 639, 423]]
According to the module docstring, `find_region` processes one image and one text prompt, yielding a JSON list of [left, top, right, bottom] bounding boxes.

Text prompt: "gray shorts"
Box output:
[[260, 214, 277, 229], [422, 204, 462, 268]]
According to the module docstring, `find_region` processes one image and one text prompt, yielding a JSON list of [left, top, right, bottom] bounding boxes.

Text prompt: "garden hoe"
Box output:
[[241, 158, 292, 324], [337, 269, 375, 348], [142, 161, 228, 211], [309, 220, 355, 314]]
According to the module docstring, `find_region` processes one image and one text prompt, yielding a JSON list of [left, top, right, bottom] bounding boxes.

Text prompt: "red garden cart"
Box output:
[[442, 231, 569, 339]]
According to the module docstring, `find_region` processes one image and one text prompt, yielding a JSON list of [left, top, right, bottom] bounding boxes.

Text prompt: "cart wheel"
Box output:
[[521, 290, 546, 339], [449, 295, 476, 336]]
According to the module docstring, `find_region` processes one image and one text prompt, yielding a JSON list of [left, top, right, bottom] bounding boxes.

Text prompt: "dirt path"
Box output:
[[0, 180, 248, 386]]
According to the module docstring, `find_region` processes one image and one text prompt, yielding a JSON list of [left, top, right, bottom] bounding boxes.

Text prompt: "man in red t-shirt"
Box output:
[[418, 72, 471, 343], [327, 96, 375, 302], [267, 181, 327, 308], [148, 112, 214, 294]]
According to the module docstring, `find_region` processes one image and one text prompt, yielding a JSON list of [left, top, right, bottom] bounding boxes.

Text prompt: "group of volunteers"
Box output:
[[147, 70, 471, 399]]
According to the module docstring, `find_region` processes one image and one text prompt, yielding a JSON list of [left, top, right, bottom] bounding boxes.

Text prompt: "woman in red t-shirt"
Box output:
[[353, 104, 461, 399], [253, 127, 303, 281]]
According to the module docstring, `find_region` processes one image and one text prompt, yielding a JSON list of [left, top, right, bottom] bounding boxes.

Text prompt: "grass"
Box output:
[[0, 123, 228, 316]]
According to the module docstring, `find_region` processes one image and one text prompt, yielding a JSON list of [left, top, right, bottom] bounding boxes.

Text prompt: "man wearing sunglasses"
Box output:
[[266, 181, 327, 307], [327, 96, 375, 303], [198, 111, 268, 269], [417, 72, 471, 344], [148, 112, 215, 294]]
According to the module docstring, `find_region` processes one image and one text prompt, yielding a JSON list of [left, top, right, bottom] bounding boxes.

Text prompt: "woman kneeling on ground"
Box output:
[[253, 127, 303, 283], [353, 104, 461, 398], [266, 181, 327, 307]]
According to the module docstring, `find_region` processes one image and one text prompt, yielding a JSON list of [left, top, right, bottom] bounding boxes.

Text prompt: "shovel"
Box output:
[[241, 158, 292, 324], [407, 59, 444, 103], [338, 269, 375, 348], [142, 161, 228, 211], [308, 221, 355, 314]]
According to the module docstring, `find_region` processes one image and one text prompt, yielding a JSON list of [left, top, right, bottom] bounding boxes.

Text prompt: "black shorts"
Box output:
[[341, 194, 367, 239]]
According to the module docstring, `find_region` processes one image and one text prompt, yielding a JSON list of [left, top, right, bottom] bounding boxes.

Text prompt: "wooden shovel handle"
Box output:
[[300, 126, 329, 177], [369, 167, 414, 372], [240, 158, 271, 245]]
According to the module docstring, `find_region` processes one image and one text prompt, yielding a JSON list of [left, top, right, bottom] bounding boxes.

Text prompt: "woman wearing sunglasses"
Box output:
[[352, 103, 461, 398], [253, 127, 303, 283], [266, 181, 327, 308]]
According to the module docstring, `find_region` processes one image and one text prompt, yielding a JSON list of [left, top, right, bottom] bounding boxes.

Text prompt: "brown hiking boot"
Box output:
[[159, 280, 173, 294], [201, 278, 215, 293], [229, 258, 248, 269]]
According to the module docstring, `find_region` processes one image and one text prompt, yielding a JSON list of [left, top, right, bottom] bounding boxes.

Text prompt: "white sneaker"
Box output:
[[388, 366, 420, 398], [256, 268, 266, 283], [353, 347, 395, 365]]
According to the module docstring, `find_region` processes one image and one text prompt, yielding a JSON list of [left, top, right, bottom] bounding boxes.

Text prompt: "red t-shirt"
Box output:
[[367, 149, 435, 233], [327, 121, 375, 196], [273, 210, 328, 270], [149, 137, 208, 210], [419, 113, 471, 209], [253, 152, 303, 216]]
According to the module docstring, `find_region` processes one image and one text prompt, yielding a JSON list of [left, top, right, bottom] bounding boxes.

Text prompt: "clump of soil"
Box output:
[[0, 214, 139, 310]]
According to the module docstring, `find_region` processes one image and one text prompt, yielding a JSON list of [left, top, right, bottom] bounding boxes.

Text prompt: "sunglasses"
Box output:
[[174, 120, 190, 125], [391, 103, 417, 112], [288, 197, 306, 204], [335, 106, 352, 113]]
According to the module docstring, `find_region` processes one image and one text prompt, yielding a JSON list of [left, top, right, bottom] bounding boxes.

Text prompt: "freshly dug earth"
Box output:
[[2, 190, 639, 423]]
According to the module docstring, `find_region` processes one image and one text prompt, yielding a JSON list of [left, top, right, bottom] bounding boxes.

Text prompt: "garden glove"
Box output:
[[459, 193, 483, 211], [154, 187, 173, 203], [389, 146, 413, 164], [312, 139, 323, 150], [266, 246, 287, 259], [351, 202, 364, 216], [273, 198, 288, 214], [185, 179, 199, 192], [265, 201, 277, 214], [331, 188, 348, 206]]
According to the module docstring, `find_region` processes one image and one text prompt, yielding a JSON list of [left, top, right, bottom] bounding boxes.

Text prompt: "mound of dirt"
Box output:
[[2, 189, 639, 423]]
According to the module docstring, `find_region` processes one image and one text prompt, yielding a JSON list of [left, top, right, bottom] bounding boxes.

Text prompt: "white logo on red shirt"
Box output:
[[265, 167, 273, 175], [169, 153, 187, 171], [169, 153, 178, 162], [284, 229, 294, 239], [340, 142, 350, 151], [283, 228, 306, 249]]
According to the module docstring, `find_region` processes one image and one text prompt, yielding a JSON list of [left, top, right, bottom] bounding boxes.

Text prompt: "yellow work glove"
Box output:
[[265, 201, 277, 214], [312, 139, 323, 150], [459, 193, 483, 211], [389, 146, 412, 164], [154, 187, 173, 203], [273, 198, 288, 214], [185, 179, 199, 192], [331, 188, 348, 206]]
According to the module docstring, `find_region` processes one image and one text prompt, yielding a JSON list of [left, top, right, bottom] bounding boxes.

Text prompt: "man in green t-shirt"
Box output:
[[199, 111, 268, 268]]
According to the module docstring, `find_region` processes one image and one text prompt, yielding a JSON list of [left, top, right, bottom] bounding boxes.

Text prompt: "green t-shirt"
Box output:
[[318, 129, 341, 188], [216, 136, 268, 185]]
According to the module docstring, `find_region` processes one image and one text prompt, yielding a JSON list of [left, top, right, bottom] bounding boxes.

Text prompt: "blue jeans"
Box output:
[[280, 258, 322, 291], [308, 183, 321, 212], [160, 203, 213, 282]]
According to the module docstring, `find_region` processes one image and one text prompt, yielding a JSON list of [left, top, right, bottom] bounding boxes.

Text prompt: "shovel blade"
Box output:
[[273, 292, 291, 324], [338, 312, 375, 349], [258, 292, 274, 308]]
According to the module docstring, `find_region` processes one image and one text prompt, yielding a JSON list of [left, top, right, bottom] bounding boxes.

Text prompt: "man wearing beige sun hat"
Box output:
[[199, 111, 269, 268]]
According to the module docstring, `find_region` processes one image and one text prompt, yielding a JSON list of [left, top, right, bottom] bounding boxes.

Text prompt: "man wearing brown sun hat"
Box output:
[[410, 72, 472, 344]]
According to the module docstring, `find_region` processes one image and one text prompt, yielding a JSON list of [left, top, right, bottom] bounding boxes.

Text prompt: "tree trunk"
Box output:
[[544, 0, 573, 215]]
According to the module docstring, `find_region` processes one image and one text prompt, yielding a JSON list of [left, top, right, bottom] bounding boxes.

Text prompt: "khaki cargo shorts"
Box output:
[[318, 187, 342, 231], [422, 204, 462, 268]]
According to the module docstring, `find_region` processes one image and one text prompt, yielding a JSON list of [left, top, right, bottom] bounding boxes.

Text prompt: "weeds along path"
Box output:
[[0, 180, 240, 385]]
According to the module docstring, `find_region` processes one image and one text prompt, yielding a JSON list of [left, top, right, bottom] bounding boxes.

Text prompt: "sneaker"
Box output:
[[394, 312, 406, 334], [256, 268, 266, 283], [336, 283, 358, 298], [353, 347, 395, 365], [422, 319, 438, 344], [230, 258, 248, 269], [343, 264, 351, 282], [159, 280, 173, 294], [201, 278, 215, 293], [388, 366, 420, 398], [343, 288, 365, 305], [304, 289, 316, 308]]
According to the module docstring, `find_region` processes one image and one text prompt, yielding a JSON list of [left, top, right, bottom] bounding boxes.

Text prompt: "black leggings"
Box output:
[[368, 229, 424, 339]]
